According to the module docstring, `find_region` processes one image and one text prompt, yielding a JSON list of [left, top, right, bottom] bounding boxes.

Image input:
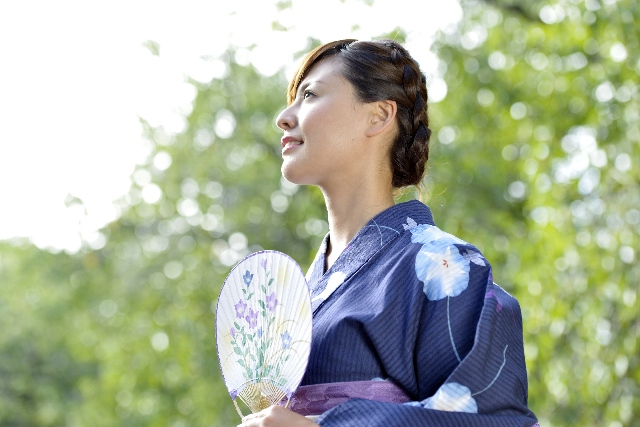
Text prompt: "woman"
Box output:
[[240, 39, 538, 427]]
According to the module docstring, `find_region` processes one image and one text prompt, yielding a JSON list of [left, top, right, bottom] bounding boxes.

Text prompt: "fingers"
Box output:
[[237, 406, 271, 426], [236, 406, 315, 427], [237, 410, 261, 426]]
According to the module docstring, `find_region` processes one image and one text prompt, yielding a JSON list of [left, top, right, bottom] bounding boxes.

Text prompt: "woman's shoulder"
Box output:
[[380, 201, 489, 264]]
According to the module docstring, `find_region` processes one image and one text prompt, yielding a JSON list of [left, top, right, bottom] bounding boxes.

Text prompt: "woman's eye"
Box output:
[[303, 90, 314, 99]]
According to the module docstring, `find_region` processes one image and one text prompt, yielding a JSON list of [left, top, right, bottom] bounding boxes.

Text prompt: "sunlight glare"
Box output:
[[0, 0, 462, 252]]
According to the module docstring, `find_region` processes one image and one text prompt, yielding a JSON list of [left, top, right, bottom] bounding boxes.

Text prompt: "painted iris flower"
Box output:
[[266, 292, 278, 312], [281, 330, 292, 349], [416, 244, 470, 301], [242, 270, 253, 287], [423, 382, 478, 413], [245, 308, 258, 328], [234, 299, 247, 319]]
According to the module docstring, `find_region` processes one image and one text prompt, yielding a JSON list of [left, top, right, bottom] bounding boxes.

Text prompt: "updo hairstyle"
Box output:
[[287, 39, 432, 188]]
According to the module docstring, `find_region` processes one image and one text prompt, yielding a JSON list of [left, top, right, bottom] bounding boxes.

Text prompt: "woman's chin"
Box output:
[[281, 163, 312, 186]]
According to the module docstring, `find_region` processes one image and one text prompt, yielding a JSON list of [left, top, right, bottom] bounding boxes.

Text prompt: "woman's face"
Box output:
[[275, 58, 373, 189]]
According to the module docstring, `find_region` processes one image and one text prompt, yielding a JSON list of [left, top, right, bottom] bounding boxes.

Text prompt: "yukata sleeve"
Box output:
[[313, 243, 538, 427]]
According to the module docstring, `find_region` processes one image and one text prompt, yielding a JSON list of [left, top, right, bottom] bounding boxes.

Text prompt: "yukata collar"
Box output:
[[306, 200, 435, 313]]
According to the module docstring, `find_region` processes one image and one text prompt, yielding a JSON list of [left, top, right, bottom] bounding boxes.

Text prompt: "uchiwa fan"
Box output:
[[216, 251, 312, 419]]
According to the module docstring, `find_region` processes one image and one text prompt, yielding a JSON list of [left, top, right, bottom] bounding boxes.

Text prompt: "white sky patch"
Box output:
[[0, 0, 461, 252]]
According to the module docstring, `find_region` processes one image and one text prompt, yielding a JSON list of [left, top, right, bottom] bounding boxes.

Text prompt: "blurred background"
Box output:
[[0, 0, 637, 425]]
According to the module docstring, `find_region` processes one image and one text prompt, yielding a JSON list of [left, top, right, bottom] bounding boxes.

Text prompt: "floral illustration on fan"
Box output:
[[217, 251, 312, 417], [231, 264, 288, 384]]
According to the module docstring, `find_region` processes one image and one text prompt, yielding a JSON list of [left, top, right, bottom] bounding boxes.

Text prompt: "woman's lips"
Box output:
[[281, 136, 303, 153]]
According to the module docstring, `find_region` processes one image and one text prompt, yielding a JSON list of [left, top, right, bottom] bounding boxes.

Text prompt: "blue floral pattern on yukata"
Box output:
[[301, 200, 537, 426]]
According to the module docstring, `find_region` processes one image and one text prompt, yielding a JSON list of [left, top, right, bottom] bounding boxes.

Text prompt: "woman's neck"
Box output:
[[321, 182, 394, 271]]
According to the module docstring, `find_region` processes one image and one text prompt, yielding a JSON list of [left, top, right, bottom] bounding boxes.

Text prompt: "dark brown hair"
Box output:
[[287, 39, 432, 188]]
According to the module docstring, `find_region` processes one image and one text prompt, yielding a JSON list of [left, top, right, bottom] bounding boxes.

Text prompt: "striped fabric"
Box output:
[[301, 200, 538, 426]]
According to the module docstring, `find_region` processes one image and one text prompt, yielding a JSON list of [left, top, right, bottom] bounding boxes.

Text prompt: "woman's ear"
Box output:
[[365, 100, 397, 137]]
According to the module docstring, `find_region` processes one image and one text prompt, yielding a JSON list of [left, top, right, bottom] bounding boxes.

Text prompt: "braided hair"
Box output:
[[287, 39, 432, 188]]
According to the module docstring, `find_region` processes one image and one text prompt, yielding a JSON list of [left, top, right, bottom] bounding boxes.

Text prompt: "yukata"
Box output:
[[297, 200, 538, 426]]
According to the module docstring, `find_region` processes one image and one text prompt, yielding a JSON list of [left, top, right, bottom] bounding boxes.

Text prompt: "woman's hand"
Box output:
[[238, 406, 317, 427]]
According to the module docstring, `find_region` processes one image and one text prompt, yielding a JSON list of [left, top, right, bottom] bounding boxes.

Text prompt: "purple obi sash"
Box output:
[[287, 380, 412, 416]]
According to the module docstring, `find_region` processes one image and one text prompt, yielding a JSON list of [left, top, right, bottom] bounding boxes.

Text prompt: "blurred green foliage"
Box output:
[[427, 1, 639, 425], [1, 0, 638, 426]]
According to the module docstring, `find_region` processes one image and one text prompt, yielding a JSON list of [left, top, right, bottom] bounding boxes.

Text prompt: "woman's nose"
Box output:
[[276, 105, 297, 131]]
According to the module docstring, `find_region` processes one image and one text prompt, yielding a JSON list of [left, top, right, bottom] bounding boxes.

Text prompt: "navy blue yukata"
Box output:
[[300, 200, 538, 426]]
